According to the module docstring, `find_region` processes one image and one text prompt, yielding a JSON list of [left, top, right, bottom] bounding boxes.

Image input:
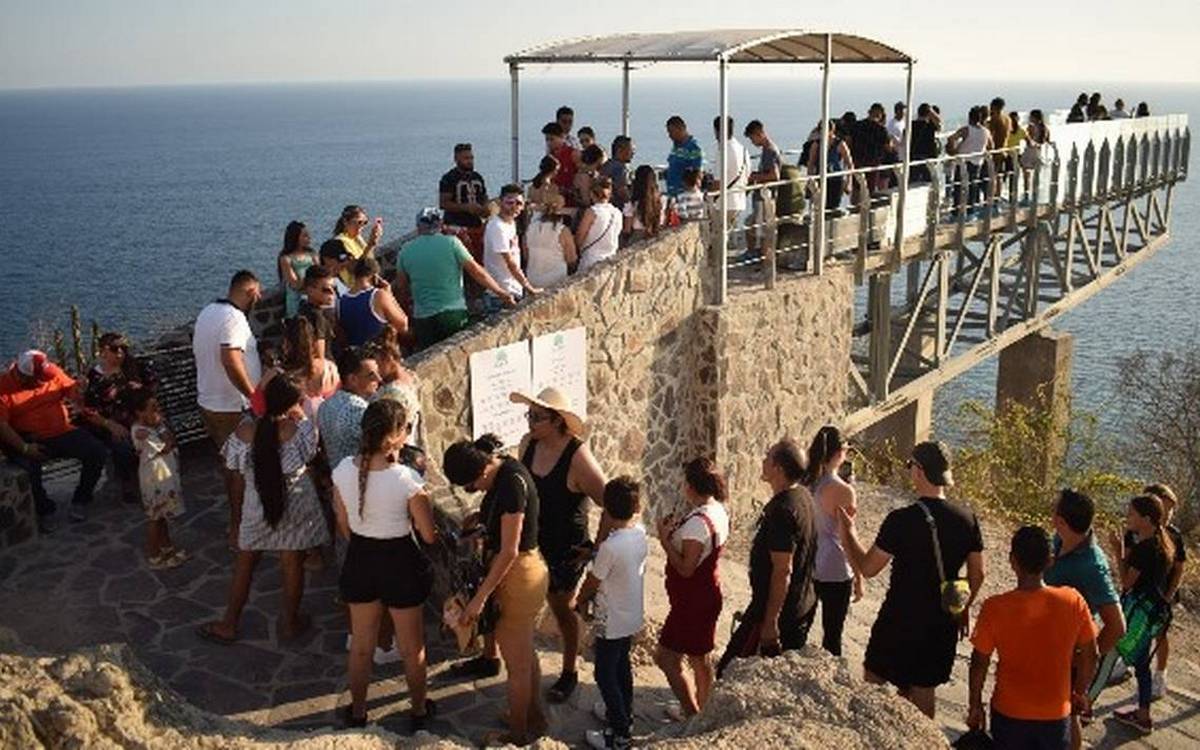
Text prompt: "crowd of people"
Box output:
[[0, 95, 1182, 749]]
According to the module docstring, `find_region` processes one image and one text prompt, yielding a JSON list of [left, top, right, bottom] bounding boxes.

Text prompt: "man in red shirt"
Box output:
[[0, 350, 109, 532], [542, 122, 579, 206]]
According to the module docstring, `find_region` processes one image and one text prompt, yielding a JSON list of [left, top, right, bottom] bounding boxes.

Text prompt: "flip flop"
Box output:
[[195, 623, 237, 646]]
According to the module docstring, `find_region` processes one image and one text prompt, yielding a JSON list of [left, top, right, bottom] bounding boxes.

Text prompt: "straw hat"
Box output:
[[509, 387, 585, 436]]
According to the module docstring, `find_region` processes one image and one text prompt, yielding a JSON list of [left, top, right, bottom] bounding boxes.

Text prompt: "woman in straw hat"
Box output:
[[510, 386, 608, 704]]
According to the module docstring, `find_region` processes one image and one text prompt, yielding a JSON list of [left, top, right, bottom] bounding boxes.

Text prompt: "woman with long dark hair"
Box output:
[[528, 154, 563, 211], [83, 331, 156, 500], [1110, 494, 1176, 733], [364, 327, 421, 446], [197, 375, 329, 644], [444, 434, 548, 745], [623, 164, 665, 243], [654, 457, 730, 719], [801, 425, 862, 656], [278, 221, 316, 318], [333, 399, 436, 730], [251, 316, 339, 420]]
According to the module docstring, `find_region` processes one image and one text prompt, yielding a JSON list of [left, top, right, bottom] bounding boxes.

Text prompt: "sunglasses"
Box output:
[[526, 409, 554, 423]]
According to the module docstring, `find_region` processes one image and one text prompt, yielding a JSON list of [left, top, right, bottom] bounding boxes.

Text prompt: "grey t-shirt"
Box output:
[[600, 159, 631, 208], [757, 141, 782, 199]]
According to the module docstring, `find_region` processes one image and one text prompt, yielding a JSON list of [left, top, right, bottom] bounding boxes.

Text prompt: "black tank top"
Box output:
[[522, 436, 589, 557]]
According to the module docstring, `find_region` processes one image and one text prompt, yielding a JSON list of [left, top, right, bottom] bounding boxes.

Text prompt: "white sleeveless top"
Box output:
[[959, 124, 989, 166], [577, 203, 623, 273], [524, 215, 569, 288]]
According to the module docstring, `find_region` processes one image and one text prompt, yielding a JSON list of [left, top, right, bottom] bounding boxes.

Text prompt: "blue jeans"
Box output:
[[594, 636, 633, 737], [991, 708, 1069, 750], [481, 291, 519, 315], [4, 427, 110, 516]]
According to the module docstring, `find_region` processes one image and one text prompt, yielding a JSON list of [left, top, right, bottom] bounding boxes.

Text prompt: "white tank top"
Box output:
[[577, 203, 623, 273], [959, 124, 989, 166], [524, 216, 569, 289]]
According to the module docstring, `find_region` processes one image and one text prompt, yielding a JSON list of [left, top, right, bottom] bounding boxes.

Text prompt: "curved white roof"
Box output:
[[506, 29, 913, 65]]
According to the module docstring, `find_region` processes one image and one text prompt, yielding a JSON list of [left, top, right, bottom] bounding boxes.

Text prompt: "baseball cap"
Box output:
[[416, 207, 443, 229], [15, 350, 53, 382], [911, 440, 954, 487], [319, 238, 351, 263]]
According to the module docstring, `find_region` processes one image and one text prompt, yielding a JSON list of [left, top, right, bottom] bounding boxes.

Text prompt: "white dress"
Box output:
[[525, 216, 570, 288], [577, 203, 623, 273], [132, 423, 184, 521]]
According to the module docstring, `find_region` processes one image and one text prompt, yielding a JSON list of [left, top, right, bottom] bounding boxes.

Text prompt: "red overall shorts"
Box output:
[[658, 510, 724, 656]]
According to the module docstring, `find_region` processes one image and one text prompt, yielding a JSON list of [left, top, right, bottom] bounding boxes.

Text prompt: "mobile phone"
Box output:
[[374, 217, 383, 228], [838, 460, 854, 483]]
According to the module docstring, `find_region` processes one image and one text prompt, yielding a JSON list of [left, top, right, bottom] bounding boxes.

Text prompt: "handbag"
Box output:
[[915, 500, 971, 616]]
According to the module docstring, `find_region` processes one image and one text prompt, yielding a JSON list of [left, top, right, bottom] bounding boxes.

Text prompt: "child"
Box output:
[[129, 390, 188, 569], [576, 477, 648, 750], [673, 167, 706, 222]]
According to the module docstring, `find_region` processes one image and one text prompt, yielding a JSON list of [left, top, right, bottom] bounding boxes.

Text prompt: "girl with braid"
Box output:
[[331, 399, 437, 730]]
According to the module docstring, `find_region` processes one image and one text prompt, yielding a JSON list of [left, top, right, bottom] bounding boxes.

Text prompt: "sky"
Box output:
[[1, 0, 1198, 89]]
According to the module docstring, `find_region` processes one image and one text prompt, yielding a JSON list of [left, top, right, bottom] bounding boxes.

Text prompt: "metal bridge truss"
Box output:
[[843, 123, 1191, 432]]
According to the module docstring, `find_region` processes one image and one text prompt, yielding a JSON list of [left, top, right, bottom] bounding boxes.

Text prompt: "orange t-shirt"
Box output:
[[0, 364, 77, 440], [971, 585, 1098, 720]]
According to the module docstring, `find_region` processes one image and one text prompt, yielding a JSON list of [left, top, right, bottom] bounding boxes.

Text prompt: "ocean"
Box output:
[[1, 77, 1196, 430]]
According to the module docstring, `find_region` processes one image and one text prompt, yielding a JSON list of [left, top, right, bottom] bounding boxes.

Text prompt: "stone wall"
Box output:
[[409, 224, 716, 518], [704, 267, 855, 506]]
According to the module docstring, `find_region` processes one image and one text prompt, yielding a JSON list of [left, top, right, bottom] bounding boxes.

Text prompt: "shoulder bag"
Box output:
[[915, 500, 971, 616]]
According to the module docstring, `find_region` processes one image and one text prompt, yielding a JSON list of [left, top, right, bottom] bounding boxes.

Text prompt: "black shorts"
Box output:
[[544, 547, 587, 594], [339, 533, 431, 609], [863, 609, 957, 689]]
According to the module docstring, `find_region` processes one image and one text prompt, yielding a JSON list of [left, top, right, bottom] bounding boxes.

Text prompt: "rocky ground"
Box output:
[[1, 449, 1197, 748]]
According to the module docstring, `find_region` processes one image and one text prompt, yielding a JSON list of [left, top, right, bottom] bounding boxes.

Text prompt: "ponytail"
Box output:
[[802, 425, 845, 486], [356, 400, 409, 519], [253, 375, 303, 528], [1130, 494, 1175, 564]]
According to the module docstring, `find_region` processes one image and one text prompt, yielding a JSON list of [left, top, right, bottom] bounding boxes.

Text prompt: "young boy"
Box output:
[[577, 477, 648, 750], [673, 167, 706, 222]]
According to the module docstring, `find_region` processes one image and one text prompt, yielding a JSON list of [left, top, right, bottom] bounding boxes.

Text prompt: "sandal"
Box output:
[[338, 704, 368, 728], [546, 671, 578, 703], [408, 698, 437, 733], [196, 623, 237, 646]]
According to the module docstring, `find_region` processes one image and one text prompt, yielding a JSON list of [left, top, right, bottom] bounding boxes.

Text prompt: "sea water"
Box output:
[[1, 78, 1196, 429]]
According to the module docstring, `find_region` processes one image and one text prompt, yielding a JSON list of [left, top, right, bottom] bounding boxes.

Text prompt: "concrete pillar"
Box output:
[[861, 389, 933, 461], [996, 327, 1074, 482]]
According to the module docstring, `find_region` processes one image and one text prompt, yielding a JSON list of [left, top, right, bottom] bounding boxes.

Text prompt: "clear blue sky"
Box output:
[[1, 0, 1197, 89]]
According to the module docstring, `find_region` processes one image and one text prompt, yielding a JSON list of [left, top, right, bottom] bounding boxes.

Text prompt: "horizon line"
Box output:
[[3, 73, 1199, 95]]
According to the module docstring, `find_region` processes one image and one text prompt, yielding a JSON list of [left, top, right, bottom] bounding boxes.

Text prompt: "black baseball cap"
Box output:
[[319, 238, 351, 263], [911, 441, 954, 487]]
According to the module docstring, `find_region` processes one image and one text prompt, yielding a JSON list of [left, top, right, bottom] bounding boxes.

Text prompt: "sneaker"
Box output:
[[374, 646, 402, 666], [547, 671, 578, 703], [1151, 671, 1167, 701], [1113, 708, 1152, 734], [1106, 662, 1131, 686], [68, 504, 87, 522], [586, 728, 631, 750], [593, 700, 608, 723], [147, 552, 172, 570]]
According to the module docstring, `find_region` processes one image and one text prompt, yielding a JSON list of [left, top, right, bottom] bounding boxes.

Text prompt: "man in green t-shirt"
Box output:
[[394, 208, 515, 350]]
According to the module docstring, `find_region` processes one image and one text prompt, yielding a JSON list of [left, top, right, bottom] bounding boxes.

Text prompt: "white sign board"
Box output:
[[531, 327, 589, 421], [469, 339, 533, 448]]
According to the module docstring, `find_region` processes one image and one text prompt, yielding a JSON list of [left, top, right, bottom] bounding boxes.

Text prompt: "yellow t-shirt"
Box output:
[[336, 232, 369, 286], [1005, 127, 1027, 150]]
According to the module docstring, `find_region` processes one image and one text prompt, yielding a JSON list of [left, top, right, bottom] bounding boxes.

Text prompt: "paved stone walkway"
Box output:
[[0, 448, 697, 747]]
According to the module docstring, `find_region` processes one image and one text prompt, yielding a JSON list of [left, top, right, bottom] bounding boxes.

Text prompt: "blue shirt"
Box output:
[[316, 389, 369, 468], [666, 135, 703, 196], [1045, 533, 1120, 614]]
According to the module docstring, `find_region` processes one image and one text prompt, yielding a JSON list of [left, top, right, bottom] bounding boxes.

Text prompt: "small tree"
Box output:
[[1116, 346, 1200, 533]]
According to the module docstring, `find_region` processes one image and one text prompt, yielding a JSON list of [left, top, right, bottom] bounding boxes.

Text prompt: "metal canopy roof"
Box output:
[[505, 29, 912, 65]]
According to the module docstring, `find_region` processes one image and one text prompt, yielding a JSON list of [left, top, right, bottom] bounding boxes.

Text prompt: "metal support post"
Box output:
[[509, 63, 520, 184], [621, 61, 631, 137], [868, 273, 892, 400], [717, 56, 729, 305], [891, 62, 915, 268], [815, 34, 832, 276]]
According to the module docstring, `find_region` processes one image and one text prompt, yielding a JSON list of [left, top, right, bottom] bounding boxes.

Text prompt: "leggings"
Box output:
[[814, 579, 853, 656]]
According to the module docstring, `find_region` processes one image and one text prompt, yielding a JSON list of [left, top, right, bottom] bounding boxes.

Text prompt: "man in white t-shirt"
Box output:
[[576, 477, 648, 750], [192, 270, 263, 545], [887, 101, 907, 153], [710, 116, 750, 239], [482, 184, 540, 313]]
